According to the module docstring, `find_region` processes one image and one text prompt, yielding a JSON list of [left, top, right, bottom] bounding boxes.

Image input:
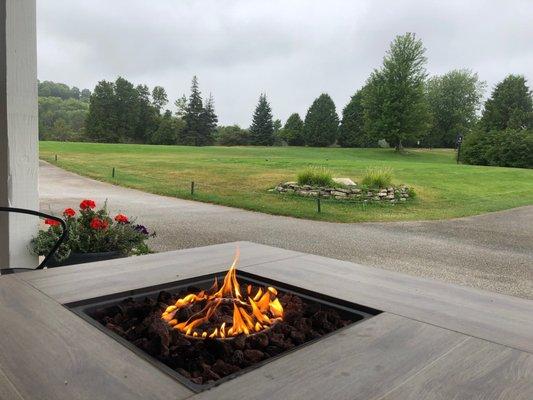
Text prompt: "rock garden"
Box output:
[[271, 166, 414, 203]]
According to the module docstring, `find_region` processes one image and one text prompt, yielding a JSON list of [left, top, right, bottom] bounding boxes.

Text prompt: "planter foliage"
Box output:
[[31, 199, 155, 264]]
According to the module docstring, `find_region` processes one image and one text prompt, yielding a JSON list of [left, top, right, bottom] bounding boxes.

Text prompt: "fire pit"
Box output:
[[68, 251, 380, 392]]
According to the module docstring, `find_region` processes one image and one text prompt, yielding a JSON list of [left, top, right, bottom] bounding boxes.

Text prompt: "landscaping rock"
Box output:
[[273, 181, 413, 204], [332, 177, 356, 186], [331, 191, 347, 197]]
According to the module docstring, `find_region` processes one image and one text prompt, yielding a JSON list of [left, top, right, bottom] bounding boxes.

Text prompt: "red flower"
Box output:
[[45, 218, 60, 227], [90, 217, 109, 230], [80, 199, 96, 210], [63, 208, 76, 217], [114, 214, 129, 224]]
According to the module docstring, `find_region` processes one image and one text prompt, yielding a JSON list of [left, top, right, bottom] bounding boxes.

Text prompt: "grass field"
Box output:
[[40, 141, 533, 223]]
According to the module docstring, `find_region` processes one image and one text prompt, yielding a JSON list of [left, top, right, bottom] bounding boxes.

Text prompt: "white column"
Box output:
[[0, 0, 38, 269]]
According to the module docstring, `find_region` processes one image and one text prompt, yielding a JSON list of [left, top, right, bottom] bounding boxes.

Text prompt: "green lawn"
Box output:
[[40, 141, 533, 223]]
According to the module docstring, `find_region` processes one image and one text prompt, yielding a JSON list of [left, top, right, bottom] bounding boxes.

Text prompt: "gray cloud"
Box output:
[[38, 0, 533, 126]]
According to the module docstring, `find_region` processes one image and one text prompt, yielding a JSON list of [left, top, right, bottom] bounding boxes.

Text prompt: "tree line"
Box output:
[[38, 32, 532, 167], [245, 33, 531, 153]]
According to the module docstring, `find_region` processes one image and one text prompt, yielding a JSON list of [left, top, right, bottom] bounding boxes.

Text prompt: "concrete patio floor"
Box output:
[[39, 161, 533, 299]]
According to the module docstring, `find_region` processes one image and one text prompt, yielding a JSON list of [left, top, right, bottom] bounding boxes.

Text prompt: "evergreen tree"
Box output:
[[304, 93, 339, 147], [249, 94, 274, 145], [152, 86, 168, 112], [85, 80, 117, 142], [480, 75, 533, 131], [135, 84, 158, 143], [273, 119, 282, 132], [199, 93, 218, 145], [424, 70, 485, 148], [282, 113, 305, 145], [182, 76, 205, 145], [114, 77, 140, 142], [363, 33, 430, 151], [338, 89, 373, 147]]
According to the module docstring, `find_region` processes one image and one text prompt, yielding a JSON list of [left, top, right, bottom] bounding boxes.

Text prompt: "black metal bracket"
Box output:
[[0, 206, 68, 272]]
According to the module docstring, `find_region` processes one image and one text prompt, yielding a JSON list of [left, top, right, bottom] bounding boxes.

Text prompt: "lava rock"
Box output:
[[211, 359, 240, 377], [244, 349, 265, 364]]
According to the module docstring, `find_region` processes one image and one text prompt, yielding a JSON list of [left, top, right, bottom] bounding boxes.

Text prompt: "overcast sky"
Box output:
[[37, 0, 533, 126]]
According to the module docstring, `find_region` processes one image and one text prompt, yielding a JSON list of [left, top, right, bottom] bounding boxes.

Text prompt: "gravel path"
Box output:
[[39, 161, 533, 299]]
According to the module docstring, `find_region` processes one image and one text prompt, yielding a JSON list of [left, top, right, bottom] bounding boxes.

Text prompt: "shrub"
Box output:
[[461, 129, 532, 168], [361, 167, 393, 188], [215, 125, 250, 146], [297, 166, 334, 187]]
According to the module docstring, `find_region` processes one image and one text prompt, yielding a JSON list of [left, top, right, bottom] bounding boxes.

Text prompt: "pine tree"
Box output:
[[249, 94, 274, 145], [135, 84, 158, 143], [182, 76, 205, 145], [114, 77, 140, 143], [480, 75, 533, 131], [199, 93, 218, 145], [283, 113, 305, 145], [338, 90, 372, 147], [85, 80, 117, 142], [363, 33, 430, 151], [304, 93, 339, 147]]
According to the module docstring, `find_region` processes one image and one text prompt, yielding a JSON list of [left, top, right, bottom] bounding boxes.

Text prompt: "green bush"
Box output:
[[297, 166, 334, 187], [215, 125, 250, 146], [461, 129, 532, 168], [361, 166, 393, 188]]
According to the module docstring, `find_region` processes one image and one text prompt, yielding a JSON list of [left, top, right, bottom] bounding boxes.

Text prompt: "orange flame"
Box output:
[[161, 249, 283, 339]]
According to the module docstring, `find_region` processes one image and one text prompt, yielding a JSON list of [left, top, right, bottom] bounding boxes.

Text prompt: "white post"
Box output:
[[0, 0, 38, 269]]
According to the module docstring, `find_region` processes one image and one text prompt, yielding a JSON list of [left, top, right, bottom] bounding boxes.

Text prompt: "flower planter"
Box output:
[[47, 251, 124, 268], [32, 199, 154, 269]]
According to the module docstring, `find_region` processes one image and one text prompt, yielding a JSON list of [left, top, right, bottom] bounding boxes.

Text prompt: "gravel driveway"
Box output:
[[39, 161, 533, 299]]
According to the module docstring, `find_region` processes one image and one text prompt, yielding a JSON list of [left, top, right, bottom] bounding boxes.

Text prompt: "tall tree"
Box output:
[[182, 76, 205, 145], [135, 84, 158, 143], [338, 89, 373, 147], [425, 70, 485, 147], [304, 93, 339, 147], [199, 93, 218, 145], [282, 113, 305, 145], [85, 80, 117, 142], [152, 86, 168, 113], [70, 86, 80, 100], [174, 95, 188, 119], [150, 110, 185, 145], [273, 119, 282, 132], [114, 77, 140, 142], [249, 94, 274, 145], [363, 33, 430, 151], [480, 74, 533, 131], [80, 88, 91, 102]]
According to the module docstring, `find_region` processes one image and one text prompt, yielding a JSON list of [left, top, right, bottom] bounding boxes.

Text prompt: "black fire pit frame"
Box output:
[[66, 270, 382, 392]]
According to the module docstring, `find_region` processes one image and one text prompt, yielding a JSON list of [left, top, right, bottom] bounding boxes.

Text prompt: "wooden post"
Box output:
[[112, 167, 115, 178], [54, 154, 57, 162], [0, 0, 38, 269], [317, 197, 321, 213], [190, 181, 195, 196]]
